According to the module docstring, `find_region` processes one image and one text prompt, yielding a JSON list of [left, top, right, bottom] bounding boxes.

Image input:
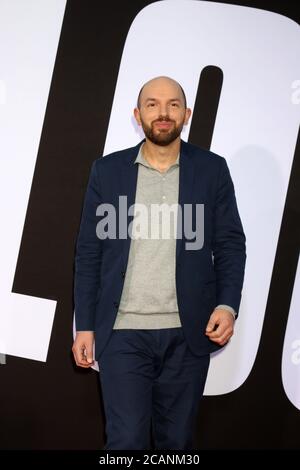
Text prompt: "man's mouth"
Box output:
[[155, 121, 173, 129]]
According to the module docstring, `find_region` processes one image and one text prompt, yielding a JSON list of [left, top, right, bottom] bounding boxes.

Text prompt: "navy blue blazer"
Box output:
[[74, 140, 246, 359]]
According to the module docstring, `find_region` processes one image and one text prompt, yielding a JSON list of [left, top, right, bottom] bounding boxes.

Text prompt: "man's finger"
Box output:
[[206, 320, 217, 333], [79, 346, 93, 367], [72, 345, 92, 368], [207, 323, 228, 339], [85, 344, 94, 364], [208, 327, 233, 344]]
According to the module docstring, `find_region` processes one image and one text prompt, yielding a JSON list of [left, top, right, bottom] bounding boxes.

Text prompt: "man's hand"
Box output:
[[205, 308, 234, 346], [72, 331, 95, 368]]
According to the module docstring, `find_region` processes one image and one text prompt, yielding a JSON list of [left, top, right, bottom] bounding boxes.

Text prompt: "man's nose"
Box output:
[[159, 103, 168, 116], [158, 112, 169, 121]]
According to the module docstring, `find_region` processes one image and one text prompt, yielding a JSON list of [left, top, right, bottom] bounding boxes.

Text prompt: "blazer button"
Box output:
[[113, 301, 119, 308], [121, 271, 125, 278]]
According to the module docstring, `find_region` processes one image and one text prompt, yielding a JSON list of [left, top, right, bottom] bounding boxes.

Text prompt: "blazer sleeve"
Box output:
[[212, 157, 246, 317], [74, 160, 103, 331]]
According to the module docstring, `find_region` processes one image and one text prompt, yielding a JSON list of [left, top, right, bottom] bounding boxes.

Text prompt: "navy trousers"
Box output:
[[98, 327, 210, 450]]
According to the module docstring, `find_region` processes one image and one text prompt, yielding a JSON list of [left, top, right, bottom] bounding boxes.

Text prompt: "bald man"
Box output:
[[72, 76, 246, 450]]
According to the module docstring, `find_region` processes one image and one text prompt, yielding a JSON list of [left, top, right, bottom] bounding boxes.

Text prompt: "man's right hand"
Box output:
[[72, 331, 95, 368]]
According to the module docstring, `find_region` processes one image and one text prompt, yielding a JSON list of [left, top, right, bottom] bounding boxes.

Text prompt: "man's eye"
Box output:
[[147, 103, 155, 107], [171, 102, 179, 107]]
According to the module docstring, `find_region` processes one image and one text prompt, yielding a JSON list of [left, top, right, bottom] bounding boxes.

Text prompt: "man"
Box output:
[[72, 76, 246, 450]]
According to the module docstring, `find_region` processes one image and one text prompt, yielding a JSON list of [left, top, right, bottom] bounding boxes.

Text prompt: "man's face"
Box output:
[[134, 79, 191, 146]]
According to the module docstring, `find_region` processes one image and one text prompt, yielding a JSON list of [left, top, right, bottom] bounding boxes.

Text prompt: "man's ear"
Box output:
[[184, 108, 192, 125], [134, 107, 141, 126]]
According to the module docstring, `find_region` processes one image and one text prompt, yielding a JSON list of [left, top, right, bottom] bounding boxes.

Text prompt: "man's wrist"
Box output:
[[215, 304, 236, 319]]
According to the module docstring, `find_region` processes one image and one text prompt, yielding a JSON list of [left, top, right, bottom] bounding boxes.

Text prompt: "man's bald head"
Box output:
[[137, 76, 187, 109]]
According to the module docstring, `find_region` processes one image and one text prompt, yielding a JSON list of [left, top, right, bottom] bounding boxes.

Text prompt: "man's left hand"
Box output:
[[205, 308, 235, 346]]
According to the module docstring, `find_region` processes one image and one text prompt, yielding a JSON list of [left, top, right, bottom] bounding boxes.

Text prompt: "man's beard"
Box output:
[[140, 115, 184, 146]]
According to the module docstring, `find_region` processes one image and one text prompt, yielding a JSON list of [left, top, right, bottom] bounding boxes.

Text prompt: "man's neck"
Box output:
[[142, 138, 180, 172]]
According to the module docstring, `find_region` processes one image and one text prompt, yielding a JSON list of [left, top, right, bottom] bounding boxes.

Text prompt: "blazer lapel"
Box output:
[[120, 141, 142, 270], [176, 141, 195, 260]]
